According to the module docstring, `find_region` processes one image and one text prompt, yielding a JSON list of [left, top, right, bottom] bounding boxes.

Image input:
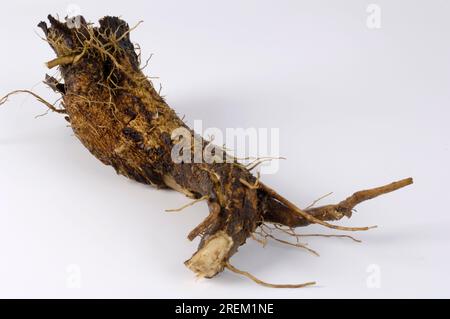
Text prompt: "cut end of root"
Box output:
[[185, 231, 234, 278]]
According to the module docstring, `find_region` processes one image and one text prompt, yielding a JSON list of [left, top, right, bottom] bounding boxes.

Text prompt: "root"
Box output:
[[188, 202, 221, 241], [331, 178, 413, 210], [35, 109, 51, 119], [0, 90, 66, 114], [240, 172, 260, 190], [225, 262, 316, 289], [305, 192, 334, 209], [294, 233, 362, 243], [246, 156, 286, 171], [165, 195, 209, 212], [34, 15, 414, 286], [271, 223, 361, 243], [261, 182, 377, 232], [251, 233, 268, 246], [45, 54, 79, 69], [140, 53, 153, 71], [257, 224, 319, 256], [114, 20, 143, 43], [35, 97, 62, 119], [262, 178, 413, 232], [265, 233, 319, 256], [273, 224, 361, 246]]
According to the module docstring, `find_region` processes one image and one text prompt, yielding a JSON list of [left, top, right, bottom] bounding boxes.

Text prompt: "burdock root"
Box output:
[[0, 15, 413, 288]]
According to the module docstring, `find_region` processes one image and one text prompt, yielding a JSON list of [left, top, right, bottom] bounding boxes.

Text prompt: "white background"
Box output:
[[0, 0, 449, 298]]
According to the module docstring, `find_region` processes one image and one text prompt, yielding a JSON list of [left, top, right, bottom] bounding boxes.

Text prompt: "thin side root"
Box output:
[[258, 224, 319, 256], [246, 157, 286, 171], [165, 195, 209, 212], [305, 192, 333, 209], [265, 233, 319, 256], [240, 172, 260, 190], [295, 233, 362, 243], [188, 202, 221, 241], [271, 224, 361, 243], [0, 90, 67, 114], [251, 233, 268, 246], [225, 262, 316, 289]]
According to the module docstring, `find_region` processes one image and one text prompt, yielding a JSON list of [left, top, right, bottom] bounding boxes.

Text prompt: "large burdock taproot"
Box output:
[[1, 15, 412, 288]]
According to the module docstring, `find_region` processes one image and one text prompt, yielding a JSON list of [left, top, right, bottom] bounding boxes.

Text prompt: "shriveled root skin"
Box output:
[[1, 15, 413, 287]]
